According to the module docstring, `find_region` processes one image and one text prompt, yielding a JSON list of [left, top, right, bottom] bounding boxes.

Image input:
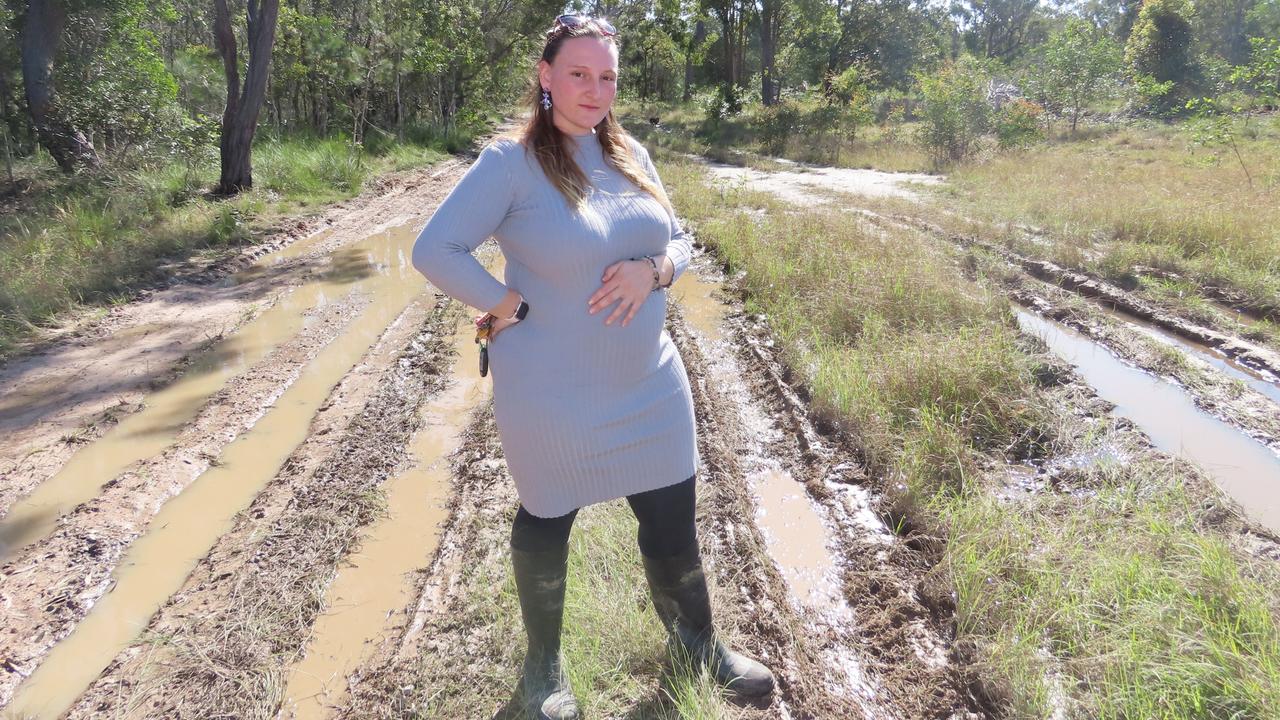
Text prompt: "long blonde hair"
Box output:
[[505, 20, 673, 214]]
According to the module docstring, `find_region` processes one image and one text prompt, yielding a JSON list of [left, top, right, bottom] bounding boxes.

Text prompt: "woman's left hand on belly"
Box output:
[[587, 259, 655, 327]]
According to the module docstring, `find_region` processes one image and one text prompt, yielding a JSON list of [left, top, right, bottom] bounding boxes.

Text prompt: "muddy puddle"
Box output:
[[701, 160, 941, 203], [0, 229, 399, 560], [1113, 306, 1280, 406], [4, 222, 434, 720], [670, 267, 882, 711], [1017, 309, 1280, 533], [278, 272, 494, 720], [672, 271, 843, 609]]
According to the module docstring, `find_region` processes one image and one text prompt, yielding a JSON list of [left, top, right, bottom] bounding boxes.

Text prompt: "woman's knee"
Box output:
[[510, 504, 578, 553], [628, 474, 697, 557]]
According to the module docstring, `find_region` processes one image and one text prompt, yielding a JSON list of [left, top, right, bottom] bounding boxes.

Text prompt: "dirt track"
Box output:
[[0, 144, 987, 719], [4, 141, 1278, 719]]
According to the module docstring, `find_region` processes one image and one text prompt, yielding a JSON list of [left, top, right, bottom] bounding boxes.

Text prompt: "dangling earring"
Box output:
[[541, 88, 553, 110]]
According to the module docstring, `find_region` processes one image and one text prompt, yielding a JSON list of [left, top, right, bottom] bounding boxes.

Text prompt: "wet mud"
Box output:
[[0, 157, 466, 524], [0, 154, 479, 717], [0, 292, 370, 712], [53, 294, 471, 720], [1007, 285, 1280, 452], [332, 251, 974, 720], [1017, 309, 1280, 534], [837, 208, 1280, 538], [893, 215, 1280, 381], [278, 288, 492, 719]]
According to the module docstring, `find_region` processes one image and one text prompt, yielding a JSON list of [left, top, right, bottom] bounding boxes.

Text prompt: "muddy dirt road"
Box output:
[[4, 137, 1278, 719], [0, 142, 989, 719]]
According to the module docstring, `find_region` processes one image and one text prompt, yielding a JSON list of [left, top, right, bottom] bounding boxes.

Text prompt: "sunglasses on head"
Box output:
[[553, 13, 617, 36]]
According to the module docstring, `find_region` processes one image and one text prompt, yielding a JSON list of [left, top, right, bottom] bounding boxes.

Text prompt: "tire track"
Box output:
[[56, 292, 468, 719], [0, 159, 465, 521], [0, 293, 369, 711]]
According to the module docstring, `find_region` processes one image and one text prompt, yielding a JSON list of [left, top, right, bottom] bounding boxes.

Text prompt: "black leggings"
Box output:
[[510, 474, 697, 558]]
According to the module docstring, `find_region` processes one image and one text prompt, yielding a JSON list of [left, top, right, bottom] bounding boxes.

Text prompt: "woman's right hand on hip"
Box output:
[[488, 315, 521, 341]]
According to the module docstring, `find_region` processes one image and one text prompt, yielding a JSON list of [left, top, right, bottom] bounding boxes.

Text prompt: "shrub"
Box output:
[[756, 101, 801, 155], [1125, 0, 1202, 115], [995, 99, 1046, 148], [915, 57, 992, 165]]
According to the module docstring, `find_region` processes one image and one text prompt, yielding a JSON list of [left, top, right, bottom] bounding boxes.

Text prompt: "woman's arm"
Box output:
[[411, 141, 517, 315], [634, 142, 693, 286]]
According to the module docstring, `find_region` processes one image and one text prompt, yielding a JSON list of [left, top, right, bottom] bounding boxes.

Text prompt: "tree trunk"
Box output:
[[19, 0, 99, 172], [734, 8, 747, 90], [760, 0, 782, 105], [214, 0, 281, 195], [683, 20, 705, 103]]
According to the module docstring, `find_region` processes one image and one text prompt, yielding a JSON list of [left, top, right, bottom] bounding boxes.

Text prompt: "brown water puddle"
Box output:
[[673, 269, 843, 608], [0, 230, 387, 559], [4, 223, 434, 720], [670, 267, 876, 703], [1018, 309, 1280, 533], [1109, 305, 1280, 406], [670, 266, 728, 346], [748, 467, 846, 610], [277, 266, 496, 720]]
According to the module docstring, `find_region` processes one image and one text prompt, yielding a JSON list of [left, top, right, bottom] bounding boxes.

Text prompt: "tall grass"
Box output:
[[0, 123, 469, 360], [407, 497, 743, 719], [659, 150, 1280, 718], [618, 100, 933, 173], [934, 119, 1280, 317]]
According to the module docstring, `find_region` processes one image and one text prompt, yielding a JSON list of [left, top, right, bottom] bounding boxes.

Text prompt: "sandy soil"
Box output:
[[4, 143, 1277, 720], [0, 159, 465, 519]]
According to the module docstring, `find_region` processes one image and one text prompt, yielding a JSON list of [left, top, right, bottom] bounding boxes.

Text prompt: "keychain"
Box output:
[[475, 313, 494, 377]]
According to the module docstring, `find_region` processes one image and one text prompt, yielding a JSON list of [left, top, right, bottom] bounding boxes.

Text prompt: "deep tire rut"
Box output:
[[62, 294, 468, 719]]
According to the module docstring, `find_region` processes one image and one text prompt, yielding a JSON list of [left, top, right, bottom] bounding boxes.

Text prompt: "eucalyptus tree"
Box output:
[[950, 0, 1049, 60], [18, 0, 100, 170], [760, 0, 788, 104], [212, 0, 278, 194]]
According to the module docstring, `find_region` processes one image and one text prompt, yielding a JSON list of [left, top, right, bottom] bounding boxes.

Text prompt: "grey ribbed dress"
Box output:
[[410, 130, 698, 518]]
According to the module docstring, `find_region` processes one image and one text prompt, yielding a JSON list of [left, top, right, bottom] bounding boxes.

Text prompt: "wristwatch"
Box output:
[[508, 299, 529, 321]]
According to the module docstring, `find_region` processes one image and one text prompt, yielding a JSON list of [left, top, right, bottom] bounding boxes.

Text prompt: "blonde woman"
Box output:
[[411, 14, 774, 719]]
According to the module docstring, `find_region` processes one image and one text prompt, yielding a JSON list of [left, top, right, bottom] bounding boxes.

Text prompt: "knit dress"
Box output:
[[410, 130, 698, 518]]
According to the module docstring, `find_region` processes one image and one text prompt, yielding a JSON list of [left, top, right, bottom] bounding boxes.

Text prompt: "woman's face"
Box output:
[[538, 35, 619, 136]]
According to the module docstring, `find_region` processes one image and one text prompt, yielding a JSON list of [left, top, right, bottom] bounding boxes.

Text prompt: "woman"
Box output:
[[411, 14, 775, 719]]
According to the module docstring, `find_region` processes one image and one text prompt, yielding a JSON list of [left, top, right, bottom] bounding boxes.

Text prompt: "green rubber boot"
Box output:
[[511, 543, 580, 720], [641, 541, 776, 698]]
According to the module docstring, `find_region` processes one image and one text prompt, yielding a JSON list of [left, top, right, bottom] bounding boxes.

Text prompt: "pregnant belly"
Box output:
[[489, 290, 667, 388]]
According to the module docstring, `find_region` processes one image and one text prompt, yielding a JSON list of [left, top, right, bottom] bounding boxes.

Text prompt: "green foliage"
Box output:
[[1229, 36, 1280, 101], [52, 0, 184, 160], [1027, 17, 1123, 133], [915, 57, 992, 165], [1185, 96, 1254, 185], [1125, 0, 1202, 114], [827, 64, 876, 138], [755, 101, 801, 155], [170, 45, 225, 120], [995, 98, 1046, 148]]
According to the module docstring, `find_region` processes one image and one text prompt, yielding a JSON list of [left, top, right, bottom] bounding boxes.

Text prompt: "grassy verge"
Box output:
[[917, 118, 1280, 325], [657, 150, 1280, 718], [617, 100, 932, 173], [0, 122, 482, 361], [398, 480, 739, 718]]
